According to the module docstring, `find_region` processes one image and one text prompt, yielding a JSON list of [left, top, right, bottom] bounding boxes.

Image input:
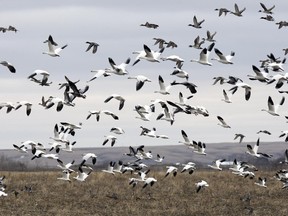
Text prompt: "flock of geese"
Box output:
[[2, 2, 288, 197]]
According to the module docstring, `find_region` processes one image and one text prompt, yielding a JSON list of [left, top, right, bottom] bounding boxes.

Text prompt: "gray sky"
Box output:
[[0, 1, 288, 149]]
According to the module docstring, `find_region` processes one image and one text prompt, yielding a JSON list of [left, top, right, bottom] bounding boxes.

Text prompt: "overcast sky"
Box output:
[[0, 1, 288, 150]]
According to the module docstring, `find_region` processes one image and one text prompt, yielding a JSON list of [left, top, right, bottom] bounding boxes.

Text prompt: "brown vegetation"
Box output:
[[0, 169, 287, 216]]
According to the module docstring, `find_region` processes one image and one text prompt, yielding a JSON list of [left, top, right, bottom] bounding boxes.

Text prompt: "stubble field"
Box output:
[[0, 169, 287, 216]]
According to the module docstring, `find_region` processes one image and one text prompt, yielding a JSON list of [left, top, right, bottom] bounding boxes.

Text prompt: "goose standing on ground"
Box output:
[[43, 35, 68, 57], [217, 116, 231, 128], [211, 48, 235, 64], [104, 94, 126, 110], [188, 15, 205, 29], [230, 3, 246, 17], [261, 96, 285, 116], [191, 42, 215, 66], [196, 180, 209, 193], [127, 75, 152, 91], [0, 61, 16, 73], [85, 41, 99, 54]]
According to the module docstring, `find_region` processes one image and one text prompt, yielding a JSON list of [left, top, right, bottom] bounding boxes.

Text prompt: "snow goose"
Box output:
[[254, 177, 267, 188], [154, 154, 165, 163], [257, 130, 271, 135], [247, 65, 269, 83], [102, 161, 116, 175], [57, 159, 75, 172], [217, 115, 231, 128], [170, 63, 189, 80], [15, 101, 32, 116], [132, 44, 164, 65], [127, 75, 151, 91], [170, 80, 197, 94], [28, 70, 51, 86], [208, 159, 226, 170], [45, 96, 66, 112], [188, 15, 205, 29], [0, 101, 15, 113], [110, 127, 125, 135], [230, 3, 246, 17], [268, 73, 288, 89], [74, 167, 92, 182], [193, 141, 206, 155], [135, 107, 152, 121], [60, 122, 82, 136], [222, 89, 232, 103], [189, 35, 205, 49], [190, 42, 215, 66], [261, 96, 285, 116], [57, 170, 72, 182], [104, 94, 125, 110], [88, 69, 111, 82], [80, 153, 97, 167], [42, 153, 59, 160], [64, 76, 88, 99], [165, 166, 178, 177], [61, 141, 76, 152], [229, 82, 251, 101], [246, 138, 272, 158], [156, 103, 175, 125], [215, 8, 230, 17], [108, 57, 130, 75], [203, 30, 217, 42], [161, 55, 184, 67], [43, 35, 67, 57], [234, 133, 245, 143], [142, 177, 157, 188], [154, 75, 172, 95], [178, 130, 193, 148], [50, 124, 69, 144], [181, 162, 196, 174], [13, 144, 28, 153], [258, 3, 275, 14], [279, 130, 288, 142], [140, 126, 157, 138], [212, 76, 228, 85], [85, 41, 99, 54], [113, 161, 123, 173], [86, 110, 119, 121], [177, 92, 193, 106], [195, 180, 209, 193], [0, 60, 16, 73], [102, 135, 117, 147], [211, 48, 235, 64], [31, 147, 45, 160], [0, 190, 7, 197]]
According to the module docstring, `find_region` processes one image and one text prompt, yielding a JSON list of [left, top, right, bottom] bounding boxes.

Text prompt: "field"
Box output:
[[0, 169, 287, 216]]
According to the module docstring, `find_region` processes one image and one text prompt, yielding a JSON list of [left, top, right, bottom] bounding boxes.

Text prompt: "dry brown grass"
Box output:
[[0, 169, 287, 216]]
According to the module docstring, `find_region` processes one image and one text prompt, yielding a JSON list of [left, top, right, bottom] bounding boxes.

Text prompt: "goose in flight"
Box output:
[[217, 116, 231, 128], [189, 35, 205, 49], [153, 37, 166, 49], [142, 177, 157, 188], [279, 130, 288, 142], [195, 180, 209, 193], [246, 138, 272, 158], [161, 55, 184, 68], [86, 110, 119, 121], [181, 162, 196, 174], [74, 167, 92, 182], [132, 44, 164, 65], [56, 159, 75, 172], [127, 75, 151, 91], [170, 65, 189, 80], [165, 166, 178, 177], [193, 141, 206, 155], [60, 122, 82, 136], [212, 76, 228, 85], [154, 154, 165, 163], [230, 3, 246, 17], [154, 75, 172, 95], [108, 57, 130, 75], [80, 153, 97, 167], [15, 101, 32, 116], [191, 42, 215, 66], [102, 161, 116, 175], [211, 48, 235, 64], [254, 177, 267, 188], [28, 70, 52, 86], [0, 61, 16, 73], [222, 89, 232, 103], [85, 41, 99, 54], [140, 21, 159, 29], [247, 65, 269, 83], [64, 76, 88, 99], [258, 3, 275, 14], [215, 8, 230, 17], [178, 130, 193, 148], [57, 170, 72, 182], [234, 133, 245, 143], [260, 15, 275, 22], [229, 82, 251, 101], [203, 31, 217, 42], [261, 96, 285, 116], [188, 15, 205, 29], [88, 69, 112, 82], [208, 159, 226, 170], [170, 80, 197, 94], [102, 135, 117, 147], [257, 130, 271, 135], [104, 94, 125, 110], [43, 35, 67, 57], [110, 127, 125, 135]]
